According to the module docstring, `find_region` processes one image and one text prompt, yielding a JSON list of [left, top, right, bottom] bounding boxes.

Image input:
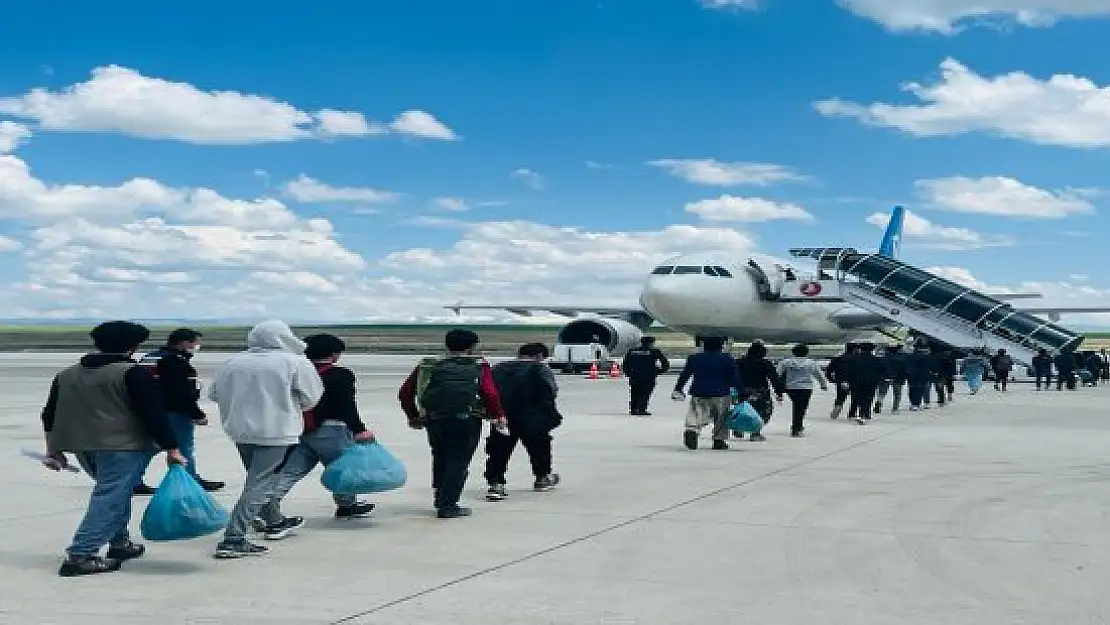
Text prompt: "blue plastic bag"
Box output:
[[140, 464, 229, 541], [321, 441, 407, 495], [728, 401, 763, 433]]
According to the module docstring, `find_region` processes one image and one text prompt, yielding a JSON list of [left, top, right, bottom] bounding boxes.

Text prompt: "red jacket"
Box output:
[[398, 358, 505, 425]]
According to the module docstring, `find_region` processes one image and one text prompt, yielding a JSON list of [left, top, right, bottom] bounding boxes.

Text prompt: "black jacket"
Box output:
[[492, 359, 562, 435], [884, 352, 908, 384], [1054, 353, 1075, 373], [903, 351, 935, 382], [1031, 354, 1053, 375], [305, 364, 368, 434], [936, 352, 959, 378], [41, 353, 178, 451], [825, 354, 851, 384], [622, 347, 669, 379], [148, 348, 207, 421], [736, 356, 784, 394], [845, 353, 889, 386]]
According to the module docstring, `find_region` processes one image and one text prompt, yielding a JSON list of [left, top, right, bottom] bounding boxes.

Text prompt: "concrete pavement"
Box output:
[[1, 353, 1108, 624]]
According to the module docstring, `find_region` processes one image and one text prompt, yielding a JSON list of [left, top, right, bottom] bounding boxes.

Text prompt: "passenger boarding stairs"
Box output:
[[789, 248, 1084, 365]]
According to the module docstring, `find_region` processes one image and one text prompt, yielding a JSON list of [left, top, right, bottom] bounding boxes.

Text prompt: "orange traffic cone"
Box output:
[[587, 362, 600, 379], [609, 362, 621, 378]]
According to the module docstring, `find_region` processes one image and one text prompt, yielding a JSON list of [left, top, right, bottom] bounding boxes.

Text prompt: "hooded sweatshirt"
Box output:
[[207, 320, 325, 446]]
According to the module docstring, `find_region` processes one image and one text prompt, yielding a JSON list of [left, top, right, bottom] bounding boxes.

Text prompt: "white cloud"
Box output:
[[0, 65, 456, 145], [838, 0, 1110, 34], [432, 197, 469, 212], [685, 195, 814, 222], [388, 110, 458, 141], [249, 271, 340, 294], [280, 174, 398, 204], [866, 209, 1014, 250], [0, 234, 22, 251], [1, 155, 300, 227], [315, 109, 385, 137], [916, 175, 1096, 218], [380, 220, 755, 291], [648, 158, 805, 186], [510, 168, 544, 190], [0, 151, 377, 320], [0, 121, 31, 154], [585, 160, 614, 170], [815, 58, 1110, 149], [95, 267, 197, 283], [698, 0, 759, 9]]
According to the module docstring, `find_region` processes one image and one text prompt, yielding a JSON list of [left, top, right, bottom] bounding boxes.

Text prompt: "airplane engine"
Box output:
[[556, 318, 643, 357]]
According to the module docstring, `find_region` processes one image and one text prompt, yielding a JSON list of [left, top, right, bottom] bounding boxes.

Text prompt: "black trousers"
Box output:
[[849, 384, 878, 420], [785, 389, 812, 434], [425, 417, 482, 511], [1058, 372, 1076, 390], [628, 377, 657, 414], [483, 428, 552, 484], [833, 384, 850, 407], [933, 380, 947, 405], [994, 371, 1009, 391]]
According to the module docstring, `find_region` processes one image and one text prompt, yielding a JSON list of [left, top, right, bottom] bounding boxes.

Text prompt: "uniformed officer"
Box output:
[[622, 336, 670, 416]]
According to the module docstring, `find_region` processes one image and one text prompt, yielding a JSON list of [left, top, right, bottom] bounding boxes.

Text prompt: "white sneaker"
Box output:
[[485, 484, 507, 501]]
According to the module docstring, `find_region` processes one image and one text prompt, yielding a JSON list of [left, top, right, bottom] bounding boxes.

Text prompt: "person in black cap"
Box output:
[[254, 333, 377, 528], [132, 328, 224, 495], [621, 336, 670, 415], [39, 320, 186, 577]]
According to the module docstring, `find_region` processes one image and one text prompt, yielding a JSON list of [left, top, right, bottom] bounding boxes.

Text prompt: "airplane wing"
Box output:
[[445, 304, 645, 318]]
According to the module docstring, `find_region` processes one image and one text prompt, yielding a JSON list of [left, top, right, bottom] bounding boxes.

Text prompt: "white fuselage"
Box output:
[[637, 253, 891, 343]]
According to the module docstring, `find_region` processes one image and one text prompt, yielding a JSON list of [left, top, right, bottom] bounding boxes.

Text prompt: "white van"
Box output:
[[550, 343, 610, 374]]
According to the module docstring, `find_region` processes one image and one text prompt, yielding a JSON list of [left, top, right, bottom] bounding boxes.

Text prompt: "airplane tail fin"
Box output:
[[878, 205, 904, 259]]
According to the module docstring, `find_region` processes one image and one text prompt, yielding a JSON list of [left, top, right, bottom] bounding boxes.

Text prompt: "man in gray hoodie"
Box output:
[[207, 320, 324, 559]]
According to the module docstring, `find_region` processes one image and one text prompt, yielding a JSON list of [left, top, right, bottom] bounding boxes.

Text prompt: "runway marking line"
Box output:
[[330, 420, 921, 624]]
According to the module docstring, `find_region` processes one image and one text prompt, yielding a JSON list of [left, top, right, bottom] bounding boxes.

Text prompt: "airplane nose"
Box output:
[[640, 276, 691, 322]]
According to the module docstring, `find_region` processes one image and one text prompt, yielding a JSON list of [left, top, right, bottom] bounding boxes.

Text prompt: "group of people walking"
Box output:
[[34, 318, 1109, 576], [628, 334, 1090, 451], [1031, 348, 1109, 390], [38, 322, 564, 577]]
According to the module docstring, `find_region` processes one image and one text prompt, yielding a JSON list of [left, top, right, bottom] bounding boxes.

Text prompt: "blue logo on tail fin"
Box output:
[[879, 205, 904, 259]]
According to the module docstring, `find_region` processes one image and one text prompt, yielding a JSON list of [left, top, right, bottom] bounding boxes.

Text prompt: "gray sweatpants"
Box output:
[[684, 396, 732, 441], [223, 444, 293, 542], [261, 423, 358, 522]]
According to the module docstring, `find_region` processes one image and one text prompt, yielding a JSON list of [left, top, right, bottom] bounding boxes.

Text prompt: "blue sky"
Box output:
[[2, 0, 1110, 322]]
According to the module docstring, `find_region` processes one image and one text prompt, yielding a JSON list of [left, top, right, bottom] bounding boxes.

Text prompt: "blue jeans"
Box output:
[[136, 412, 197, 484], [69, 451, 153, 557], [263, 423, 358, 516]]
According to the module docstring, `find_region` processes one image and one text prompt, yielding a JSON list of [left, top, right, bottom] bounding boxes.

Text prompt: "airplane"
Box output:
[[447, 206, 1110, 357]]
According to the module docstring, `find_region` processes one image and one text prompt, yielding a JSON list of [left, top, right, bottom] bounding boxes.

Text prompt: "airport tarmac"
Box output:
[[2, 353, 1110, 625]]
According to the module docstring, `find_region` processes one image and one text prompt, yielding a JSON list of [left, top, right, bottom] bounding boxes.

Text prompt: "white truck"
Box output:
[[550, 342, 611, 374]]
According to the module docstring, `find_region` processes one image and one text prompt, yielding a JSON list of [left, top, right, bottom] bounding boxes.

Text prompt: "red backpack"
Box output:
[[301, 362, 333, 433]]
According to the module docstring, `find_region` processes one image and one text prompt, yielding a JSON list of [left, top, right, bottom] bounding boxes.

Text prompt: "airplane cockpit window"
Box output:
[[651, 265, 674, 275], [703, 266, 719, 276], [713, 266, 733, 278], [784, 268, 797, 280], [673, 266, 702, 275]]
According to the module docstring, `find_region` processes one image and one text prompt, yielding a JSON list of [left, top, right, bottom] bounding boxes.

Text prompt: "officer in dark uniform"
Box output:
[[622, 336, 670, 416]]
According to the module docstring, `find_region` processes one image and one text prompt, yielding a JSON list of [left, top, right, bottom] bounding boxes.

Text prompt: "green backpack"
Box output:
[[416, 356, 488, 419]]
